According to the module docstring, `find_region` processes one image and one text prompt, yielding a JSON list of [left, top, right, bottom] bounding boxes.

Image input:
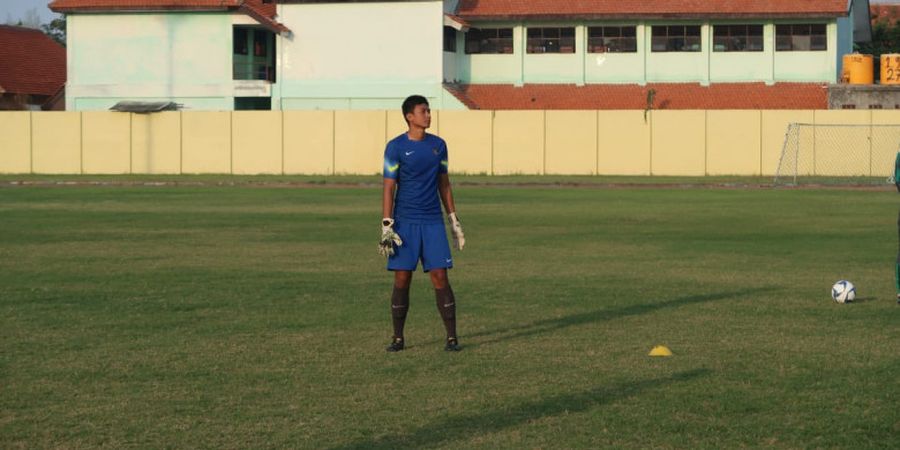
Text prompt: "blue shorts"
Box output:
[[387, 221, 453, 272]]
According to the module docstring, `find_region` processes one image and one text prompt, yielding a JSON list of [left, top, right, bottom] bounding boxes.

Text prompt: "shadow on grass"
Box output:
[[331, 368, 710, 450], [461, 287, 777, 349]]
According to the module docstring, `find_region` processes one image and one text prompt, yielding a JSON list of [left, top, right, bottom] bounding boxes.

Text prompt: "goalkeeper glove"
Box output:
[[379, 218, 403, 257], [447, 212, 465, 251]]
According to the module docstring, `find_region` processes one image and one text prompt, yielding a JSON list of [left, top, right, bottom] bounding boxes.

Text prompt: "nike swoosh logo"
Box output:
[[446, 259, 452, 263], [405, 151, 414, 156]]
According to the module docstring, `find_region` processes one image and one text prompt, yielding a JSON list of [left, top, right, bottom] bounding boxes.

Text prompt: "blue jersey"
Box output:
[[383, 133, 449, 224]]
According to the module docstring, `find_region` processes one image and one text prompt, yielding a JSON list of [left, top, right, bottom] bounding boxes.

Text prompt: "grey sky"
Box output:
[[1, 0, 61, 24]]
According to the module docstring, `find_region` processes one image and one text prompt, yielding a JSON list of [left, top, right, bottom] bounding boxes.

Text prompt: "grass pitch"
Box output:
[[1, 178, 898, 449]]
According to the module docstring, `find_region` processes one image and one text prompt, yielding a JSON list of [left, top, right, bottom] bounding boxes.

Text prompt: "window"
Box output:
[[465, 28, 514, 54], [713, 25, 763, 52], [776, 24, 827, 51], [587, 26, 637, 53], [233, 26, 275, 82], [526, 27, 575, 54], [651, 25, 702, 52], [443, 26, 457, 52], [234, 28, 248, 55], [253, 30, 268, 57]]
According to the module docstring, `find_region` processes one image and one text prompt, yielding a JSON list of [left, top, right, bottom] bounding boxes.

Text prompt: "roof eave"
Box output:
[[50, 6, 235, 13], [239, 4, 291, 34]]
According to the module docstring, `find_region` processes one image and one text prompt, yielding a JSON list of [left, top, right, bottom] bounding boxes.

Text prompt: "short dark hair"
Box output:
[[402, 95, 429, 122]]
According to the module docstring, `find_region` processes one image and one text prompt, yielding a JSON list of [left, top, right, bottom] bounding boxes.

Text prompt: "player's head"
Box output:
[[402, 95, 431, 129]]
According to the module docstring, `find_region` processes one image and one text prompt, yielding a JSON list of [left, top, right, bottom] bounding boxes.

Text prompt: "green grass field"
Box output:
[[1, 178, 898, 448]]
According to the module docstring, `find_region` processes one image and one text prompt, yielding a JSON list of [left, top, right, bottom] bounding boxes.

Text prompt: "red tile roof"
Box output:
[[0, 25, 66, 96], [50, 0, 242, 12], [457, 1, 850, 20], [444, 83, 828, 110], [49, 0, 288, 32]]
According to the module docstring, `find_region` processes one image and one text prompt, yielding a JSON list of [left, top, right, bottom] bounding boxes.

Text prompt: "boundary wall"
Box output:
[[1, 110, 898, 176]]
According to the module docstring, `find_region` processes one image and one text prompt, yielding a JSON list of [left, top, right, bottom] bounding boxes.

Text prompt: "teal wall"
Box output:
[[709, 22, 772, 82], [584, 23, 644, 83], [456, 19, 843, 86], [67, 13, 235, 111]]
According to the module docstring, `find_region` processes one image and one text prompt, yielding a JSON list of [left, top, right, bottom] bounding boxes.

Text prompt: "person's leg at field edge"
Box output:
[[387, 270, 412, 352], [430, 269, 460, 351]]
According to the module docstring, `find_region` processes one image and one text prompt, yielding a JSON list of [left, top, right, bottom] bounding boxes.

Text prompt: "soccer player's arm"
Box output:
[[383, 144, 400, 218], [379, 145, 402, 256], [438, 144, 465, 250]]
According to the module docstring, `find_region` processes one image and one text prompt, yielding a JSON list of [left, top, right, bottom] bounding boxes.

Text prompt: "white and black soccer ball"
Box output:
[[831, 280, 856, 304]]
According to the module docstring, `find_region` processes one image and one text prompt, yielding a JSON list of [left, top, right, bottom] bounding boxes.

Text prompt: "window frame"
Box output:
[[775, 23, 828, 52], [712, 24, 764, 52], [465, 27, 515, 55], [651, 25, 702, 52], [443, 26, 457, 53], [586, 26, 637, 53], [526, 26, 576, 54]]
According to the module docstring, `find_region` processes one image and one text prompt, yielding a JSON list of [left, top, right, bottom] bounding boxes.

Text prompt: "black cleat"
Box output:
[[444, 337, 461, 352], [386, 337, 405, 352], [897, 294, 900, 304]]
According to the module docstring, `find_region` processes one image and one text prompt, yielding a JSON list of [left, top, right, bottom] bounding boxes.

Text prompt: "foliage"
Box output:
[[41, 17, 66, 47]]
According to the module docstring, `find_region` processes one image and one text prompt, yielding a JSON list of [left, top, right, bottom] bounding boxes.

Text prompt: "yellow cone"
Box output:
[[648, 345, 673, 357]]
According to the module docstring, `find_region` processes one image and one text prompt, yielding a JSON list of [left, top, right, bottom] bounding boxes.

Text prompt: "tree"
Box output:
[[856, 20, 900, 55], [42, 17, 66, 47]]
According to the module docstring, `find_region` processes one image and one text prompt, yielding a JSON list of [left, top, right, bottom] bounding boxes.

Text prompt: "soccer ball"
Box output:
[[831, 280, 856, 304]]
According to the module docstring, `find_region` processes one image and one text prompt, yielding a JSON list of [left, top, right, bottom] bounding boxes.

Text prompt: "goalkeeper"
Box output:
[[379, 95, 466, 352], [895, 151, 899, 303]]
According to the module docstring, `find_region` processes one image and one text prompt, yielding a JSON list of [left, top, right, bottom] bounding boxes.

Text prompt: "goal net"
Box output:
[[774, 123, 900, 186]]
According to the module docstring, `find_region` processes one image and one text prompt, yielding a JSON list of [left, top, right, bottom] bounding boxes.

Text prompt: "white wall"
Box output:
[[66, 13, 234, 110], [278, 1, 442, 85]]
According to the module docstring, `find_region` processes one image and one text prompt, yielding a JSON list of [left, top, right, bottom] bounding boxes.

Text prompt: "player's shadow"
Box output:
[[330, 368, 710, 450], [460, 287, 776, 349]]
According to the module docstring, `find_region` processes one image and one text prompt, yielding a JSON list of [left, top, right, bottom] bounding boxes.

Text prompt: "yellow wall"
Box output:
[[545, 111, 596, 175], [652, 110, 706, 176], [32, 112, 81, 174], [871, 110, 900, 176], [232, 111, 283, 175], [813, 110, 871, 176], [284, 111, 334, 175], [439, 110, 492, 174], [0, 112, 31, 173], [493, 111, 544, 175], [131, 112, 181, 174], [334, 111, 385, 175], [1, 110, 890, 177], [706, 111, 761, 176], [182, 111, 231, 174], [598, 111, 651, 176], [82, 112, 131, 174], [760, 110, 815, 176]]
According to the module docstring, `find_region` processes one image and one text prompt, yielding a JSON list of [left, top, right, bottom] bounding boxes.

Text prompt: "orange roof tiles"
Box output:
[[0, 25, 66, 96], [50, 0, 242, 12], [457, 1, 850, 20], [50, 0, 287, 32], [444, 83, 828, 110]]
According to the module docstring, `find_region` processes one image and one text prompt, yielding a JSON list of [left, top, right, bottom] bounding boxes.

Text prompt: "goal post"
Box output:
[[774, 123, 900, 186]]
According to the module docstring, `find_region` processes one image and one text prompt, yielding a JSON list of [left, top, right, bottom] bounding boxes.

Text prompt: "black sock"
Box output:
[[435, 286, 457, 339], [391, 286, 409, 340]]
